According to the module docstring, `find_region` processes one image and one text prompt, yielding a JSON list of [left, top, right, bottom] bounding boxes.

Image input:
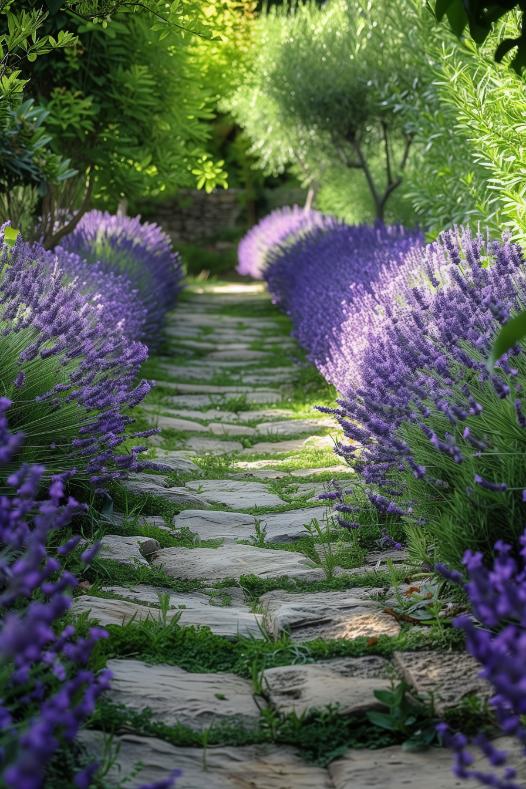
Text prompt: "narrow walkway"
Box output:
[[78, 283, 485, 788]]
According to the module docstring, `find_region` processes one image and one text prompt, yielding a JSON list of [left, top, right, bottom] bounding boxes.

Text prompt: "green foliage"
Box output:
[[0, 4, 76, 199], [366, 682, 438, 751], [488, 309, 526, 370], [389, 2, 526, 240], [434, 0, 526, 72], [225, 0, 418, 221]]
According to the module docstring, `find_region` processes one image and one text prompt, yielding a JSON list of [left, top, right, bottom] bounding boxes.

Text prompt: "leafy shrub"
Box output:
[[237, 205, 331, 278], [0, 227, 152, 486], [59, 211, 183, 344]]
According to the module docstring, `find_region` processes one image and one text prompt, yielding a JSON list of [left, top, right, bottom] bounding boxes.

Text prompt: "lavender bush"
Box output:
[[438, 537, 526, 787], [237, 205, 333, 279], [60, 211, 183, 344], [264, 219, 526, 566], [0, 396, 112, 788], [0, 228, 152, 486], [325, 229, 526, 566], [264, 221, 423, 387]]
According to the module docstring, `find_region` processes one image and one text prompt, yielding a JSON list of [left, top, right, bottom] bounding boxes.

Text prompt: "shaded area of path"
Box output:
[[76, 283, 491, 788]]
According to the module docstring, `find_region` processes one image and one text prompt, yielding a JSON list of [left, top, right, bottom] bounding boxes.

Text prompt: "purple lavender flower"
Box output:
[[0, 227, 152, 484], [237, 205, 334, 278], [437, 535, 526, 788], [0, 400, 110, 788], [59, 211, 183, 344]]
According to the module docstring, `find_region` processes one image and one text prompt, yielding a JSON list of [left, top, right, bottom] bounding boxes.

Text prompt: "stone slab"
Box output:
[[90, 585, 264, 638], [262, 656, 392, 717], [260, 589, 400, 642], [172, 506, 326, 544], [208, 421, 257, 437], [241, 436, 335, 455], [106, 659, 262, 729], [146, 413, 208, 433], [96, 534, 160, 567], [79, 732, 333, 789], [167, 391, 282, 406], [240, 464, 350, 480], [256, 418, 334, 436], [150, 449, 200, 474], [184, 437, 243, 454], [184, 479, 284, 509], [122, 476, 210, 508], [329, 745, 467, 788], [393, 651, 490, 713], [207, 349, 271, 361], [152, 544, 325, 582]]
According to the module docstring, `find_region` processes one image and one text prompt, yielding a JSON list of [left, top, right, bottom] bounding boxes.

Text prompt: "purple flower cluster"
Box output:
[[237, 205, 333, 278], [60, 211, 183, 343], [264, 220, 423, 386], [0, 227, 153, 485], [0, 397, 111, 788], [0, 400, 180, 788], [437, 537, 526, 788], [265, 219, 526, 563]]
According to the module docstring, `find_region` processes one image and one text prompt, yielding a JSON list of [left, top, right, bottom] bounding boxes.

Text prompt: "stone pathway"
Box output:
[[76, 282, 491, 788]]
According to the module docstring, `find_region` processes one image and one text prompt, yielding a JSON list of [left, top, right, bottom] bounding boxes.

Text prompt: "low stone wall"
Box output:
[[141, 189, 243, 243]]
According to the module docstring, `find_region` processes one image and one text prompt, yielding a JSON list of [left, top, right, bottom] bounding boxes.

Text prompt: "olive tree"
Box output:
[[227, 0, 418, 221]]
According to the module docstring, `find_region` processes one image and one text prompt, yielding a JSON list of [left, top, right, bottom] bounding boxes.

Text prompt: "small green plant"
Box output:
[[250, 518, 268, 548], [367, 682, 438, 750]]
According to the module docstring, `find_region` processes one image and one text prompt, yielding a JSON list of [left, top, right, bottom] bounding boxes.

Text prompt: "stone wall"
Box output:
[[141, 189, 243, 244]]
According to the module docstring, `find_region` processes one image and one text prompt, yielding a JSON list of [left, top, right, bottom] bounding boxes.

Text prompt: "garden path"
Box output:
[[78, 282, 487, 788]]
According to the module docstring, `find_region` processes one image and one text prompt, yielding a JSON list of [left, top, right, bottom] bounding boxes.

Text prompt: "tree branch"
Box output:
[[43, 168, 93, 248]]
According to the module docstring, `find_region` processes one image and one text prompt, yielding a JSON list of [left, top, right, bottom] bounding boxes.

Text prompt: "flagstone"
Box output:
[[262, 656, 392, 717], [94, 534, 160, 567], [106, 659, 263, 730], [256, 418, 335, 436], [393, 651, 490, 713], [72, 592, 263, 638], [172, 506, 327, 544], [145, 412, 209, 432], [183, 436, 243, 454], [183, 479, 284, 508], [260, 589, 400, 641], [79, 732, 333, 789], [208, 421, 257, 437], [150, 449, 200, 474], [240, 435, 335, 455], [151, 544, 325, 582]]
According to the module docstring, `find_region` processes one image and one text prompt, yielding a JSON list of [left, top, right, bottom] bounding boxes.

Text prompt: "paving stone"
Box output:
[[150, 449, 200, 474], [106, 659, 262, 730], [172, 506, 326, 544], [393, 650, 490, 713], [329, 744, 467, 788], [207, 349, 272, 362], [95, 585, 263, 638], [184, 479, 284, 508], [79, 732, 333, 789], [252, 467, 348, 480], [260, 589, 400, 641], [256, 418, 334, 436], [155, 382, 283, 397], [152, 544, 325, 582], [145, 412, 209, 433], [167, 391, 283, 406], [95, 534, 160, 567], [240, 435, 335, 455], [184, 436, 243, 454], [122, 476, 210, 507], [208, 421, 257, 437], [263, 656, 393, 717]]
